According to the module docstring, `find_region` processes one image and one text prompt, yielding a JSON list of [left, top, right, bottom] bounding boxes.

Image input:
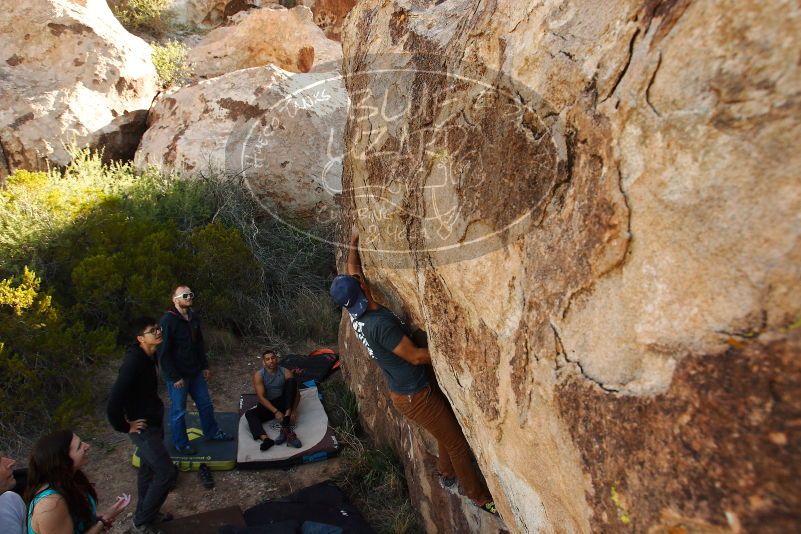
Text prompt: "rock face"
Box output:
[[337, 1, 801, 533], [167, 0, 266, 28], [134, 65, 347, 221], [0, 0, 158, 181], [188, 6, 342, 77], [310, 0, 356, 41]]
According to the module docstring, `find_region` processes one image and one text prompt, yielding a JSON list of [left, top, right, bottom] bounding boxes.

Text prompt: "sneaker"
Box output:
[[198, 463, 214, 489], [259, 438, 274, 451], [286, 429, 302, 448], [274, 427, 288, 445], [131, 523, 165, 534], [175, 444, 197, 455], [209, 429, 233, 441], [475, 500, 499, 516]]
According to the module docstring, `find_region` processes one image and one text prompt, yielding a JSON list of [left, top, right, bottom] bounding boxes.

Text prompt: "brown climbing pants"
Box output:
[[389, 385, 491, 504]]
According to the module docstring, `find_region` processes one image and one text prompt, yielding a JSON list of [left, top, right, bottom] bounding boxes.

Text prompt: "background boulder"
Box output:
[[309, 0, 356, 41], [134, 64, 347, 222], [188, 5, 342, 77], [0, 0, 158, 181]]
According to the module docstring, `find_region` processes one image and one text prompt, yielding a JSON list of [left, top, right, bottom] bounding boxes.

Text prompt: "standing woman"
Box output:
[[25, 430, 130, 534]]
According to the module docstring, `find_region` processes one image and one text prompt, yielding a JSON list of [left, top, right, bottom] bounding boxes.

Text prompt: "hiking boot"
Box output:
[[475, 500, 499, 516], [209, 429, 233, 441], [131, 523, 165, 534], [198, 463, 214, 489], [274, 427, 288, 445], [175, 444, 197, 455], [286, 429, 302, 448]]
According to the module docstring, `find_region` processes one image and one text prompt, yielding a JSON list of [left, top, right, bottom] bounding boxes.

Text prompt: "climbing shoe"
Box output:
[[209, 429, 233, 441], [198, 463, 215, 489], [274, 427, 288, 445], [260, 438, 275, 451], [286, 429, 302, 448], [175, 444, 197, 455], [476, 500, 499, 516], [439, 475, 457, 489]]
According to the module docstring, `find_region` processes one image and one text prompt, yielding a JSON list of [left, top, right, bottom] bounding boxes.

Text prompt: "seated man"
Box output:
[[0, 455, 25, 534], [245, 349, 302, 451]]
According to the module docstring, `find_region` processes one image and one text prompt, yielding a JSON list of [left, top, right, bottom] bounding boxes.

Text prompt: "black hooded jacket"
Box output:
[[107, 343, 164, 433], [157, 308, 208, 382]]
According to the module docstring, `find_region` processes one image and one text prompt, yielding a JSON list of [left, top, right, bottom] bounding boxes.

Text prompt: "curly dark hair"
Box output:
[[25, 430, 97, 528]]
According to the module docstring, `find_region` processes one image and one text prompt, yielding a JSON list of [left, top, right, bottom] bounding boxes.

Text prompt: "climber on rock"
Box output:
[[330, 227, 498, 516]]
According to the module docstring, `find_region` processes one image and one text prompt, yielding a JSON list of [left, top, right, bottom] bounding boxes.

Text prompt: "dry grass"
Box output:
[[321, 376, 424, 534]]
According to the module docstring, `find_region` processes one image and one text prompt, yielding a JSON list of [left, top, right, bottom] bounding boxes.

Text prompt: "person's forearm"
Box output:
[[257, 394, 278, 413], [415, 348, 432, 365], [346, 233, 362, 275]]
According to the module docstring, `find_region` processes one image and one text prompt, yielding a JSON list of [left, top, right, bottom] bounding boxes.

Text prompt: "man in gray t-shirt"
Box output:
[[330, 228, 498, 516], [0, 456, 25, 534]]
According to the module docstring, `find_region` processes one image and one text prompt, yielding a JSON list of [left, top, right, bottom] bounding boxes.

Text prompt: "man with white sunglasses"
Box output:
[[158, 285, 232, 455]]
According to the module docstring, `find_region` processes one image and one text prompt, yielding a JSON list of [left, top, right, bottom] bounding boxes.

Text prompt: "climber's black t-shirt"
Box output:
[[347, 306, 428, 395]]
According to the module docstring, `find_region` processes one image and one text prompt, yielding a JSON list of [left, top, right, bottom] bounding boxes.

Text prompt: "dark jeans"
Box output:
[[130, 426, 178, 526], [245, 378, 298, 439]]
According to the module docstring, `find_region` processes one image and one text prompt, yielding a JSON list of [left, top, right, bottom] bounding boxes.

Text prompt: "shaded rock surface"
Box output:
[[134, 64, 347, 221], [336, 0, 801, 532], [0, 0, 158, 181], [189, 5, 342, 77]]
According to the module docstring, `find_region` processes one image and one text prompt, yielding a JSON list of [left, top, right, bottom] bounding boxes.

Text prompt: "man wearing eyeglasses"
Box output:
[[108, 317, 177, 534], [158, 285, 232, 455], [329, 229, 498, 516]]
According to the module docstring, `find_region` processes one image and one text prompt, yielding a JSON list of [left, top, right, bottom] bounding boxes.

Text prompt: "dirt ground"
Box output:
[[82, 343, 348, 533]]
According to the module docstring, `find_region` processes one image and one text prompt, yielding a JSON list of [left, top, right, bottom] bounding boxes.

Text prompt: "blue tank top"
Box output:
[[27, 488, 97, 534], [260, 366, 287, 400]]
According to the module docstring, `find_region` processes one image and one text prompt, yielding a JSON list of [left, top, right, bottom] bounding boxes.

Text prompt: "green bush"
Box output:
[[111, 0, 175, 35], [0, 149, 337, 449], [0, 268, 116, 444], [151, 40, 193, 88]]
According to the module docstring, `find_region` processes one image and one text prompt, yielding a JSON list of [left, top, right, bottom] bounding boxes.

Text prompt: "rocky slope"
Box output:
[[0, 0, 157, 181], [336, 0, 801, 532]]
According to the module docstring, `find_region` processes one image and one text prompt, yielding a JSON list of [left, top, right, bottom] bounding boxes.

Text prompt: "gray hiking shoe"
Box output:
[[286, 429, 302, 448]]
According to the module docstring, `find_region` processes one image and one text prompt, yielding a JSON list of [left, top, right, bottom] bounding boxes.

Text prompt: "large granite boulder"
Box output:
[[337, 0, 801, 532], [188, 5, 342, 77], [134, 64, 347, 222], [309, 0, 356, 41], [0, 0, 158, 181], [166, 0, 267, 28]]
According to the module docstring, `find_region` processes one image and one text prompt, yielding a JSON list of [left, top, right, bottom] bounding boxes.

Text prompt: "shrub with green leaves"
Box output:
[[111, 0, 175, 35], [0, 149, 337, 450], [0, 268, 116, 443], [151, 40, 193, 88]]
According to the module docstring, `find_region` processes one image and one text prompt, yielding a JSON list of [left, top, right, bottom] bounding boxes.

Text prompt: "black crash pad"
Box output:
[[242, 481, 374, 533]]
